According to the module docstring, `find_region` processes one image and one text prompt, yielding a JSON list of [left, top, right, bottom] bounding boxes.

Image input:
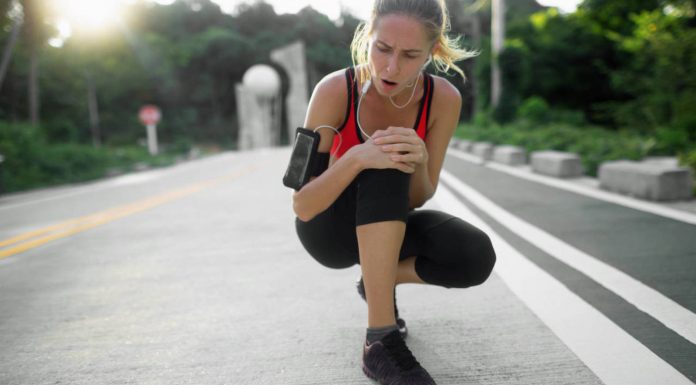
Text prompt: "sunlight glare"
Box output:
[[52, 0, 124, 33]]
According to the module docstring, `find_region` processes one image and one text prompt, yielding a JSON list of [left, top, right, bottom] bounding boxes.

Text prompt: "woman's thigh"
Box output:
[[295, 181, 360, 269], [295, 168, 409, 268], [295, 169, 496, 285]]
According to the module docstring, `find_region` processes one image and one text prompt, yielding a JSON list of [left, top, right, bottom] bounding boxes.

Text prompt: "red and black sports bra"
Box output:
[[329, 67, 435, 159]]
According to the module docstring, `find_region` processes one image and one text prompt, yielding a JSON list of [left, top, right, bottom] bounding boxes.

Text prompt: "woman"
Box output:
[[291, 0, 496, 383]]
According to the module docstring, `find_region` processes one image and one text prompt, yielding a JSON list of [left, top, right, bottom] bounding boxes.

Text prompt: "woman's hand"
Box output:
[[372, 126, 429, 171], [347, 133, 417, 174]]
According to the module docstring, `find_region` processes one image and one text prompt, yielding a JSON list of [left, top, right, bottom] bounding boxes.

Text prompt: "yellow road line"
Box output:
[[0, 162, 267, 260]]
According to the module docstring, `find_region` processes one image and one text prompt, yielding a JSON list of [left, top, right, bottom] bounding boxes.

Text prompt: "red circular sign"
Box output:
[[139, 105, 161, 125]]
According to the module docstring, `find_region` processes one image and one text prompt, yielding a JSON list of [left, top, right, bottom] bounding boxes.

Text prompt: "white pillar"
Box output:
[[270, 41, 309, 144]]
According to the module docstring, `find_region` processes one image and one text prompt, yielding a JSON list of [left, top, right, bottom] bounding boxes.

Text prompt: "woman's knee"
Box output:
[[431, 219, 497, 288], [466, 230, 496, 286], [460, 225, 496, 287]]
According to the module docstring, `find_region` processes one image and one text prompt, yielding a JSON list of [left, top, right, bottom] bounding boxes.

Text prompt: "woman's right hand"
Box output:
[[348, 134, 416, 174]]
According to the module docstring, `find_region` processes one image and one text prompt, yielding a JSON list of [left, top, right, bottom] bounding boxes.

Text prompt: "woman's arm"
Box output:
[[293, 71, 419, 221], [293, 150, 364, 222], [369, 78, 462, 209], [292, 71, 363, 222]]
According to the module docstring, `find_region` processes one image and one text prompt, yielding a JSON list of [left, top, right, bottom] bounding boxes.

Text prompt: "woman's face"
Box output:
[[368, 14, 433, 96]]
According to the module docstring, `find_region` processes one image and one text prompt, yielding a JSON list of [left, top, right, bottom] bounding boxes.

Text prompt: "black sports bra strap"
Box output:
[[335, 68, 355, 133], [424, 72, 435, 130]]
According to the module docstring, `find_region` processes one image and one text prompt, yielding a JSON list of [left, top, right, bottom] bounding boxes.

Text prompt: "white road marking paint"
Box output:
[[0, 170, 163, 211], [0, 152, 244, 212], [432, 180, 694, 385], [447, 148, 696, 225], [107, 171, 163, 186], [439, 169, 696, 346]]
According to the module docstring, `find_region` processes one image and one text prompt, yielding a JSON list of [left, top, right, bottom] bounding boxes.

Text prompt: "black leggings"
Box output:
[[295, 168, 496, 289]]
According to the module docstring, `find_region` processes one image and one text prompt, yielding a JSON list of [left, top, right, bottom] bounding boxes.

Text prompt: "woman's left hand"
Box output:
[[372, 126, 429, 170]]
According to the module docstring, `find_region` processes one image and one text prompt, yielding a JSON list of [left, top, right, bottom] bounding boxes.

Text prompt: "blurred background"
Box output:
[[0, 0, 694, 194]]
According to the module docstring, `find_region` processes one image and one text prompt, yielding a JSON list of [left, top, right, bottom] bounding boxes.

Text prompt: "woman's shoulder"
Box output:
[[305, 68, 352, 128], [428, 74, 462, 105], [312, 68, 352, 99], [426, 74, 463, 130]]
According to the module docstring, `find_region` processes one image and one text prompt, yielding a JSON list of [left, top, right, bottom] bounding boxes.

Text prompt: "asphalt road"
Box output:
[[0, 146, 694, 385]]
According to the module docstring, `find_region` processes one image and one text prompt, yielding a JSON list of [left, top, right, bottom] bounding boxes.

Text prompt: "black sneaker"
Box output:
[[362, 329, 436, 385], [356, 276, 408, 338]]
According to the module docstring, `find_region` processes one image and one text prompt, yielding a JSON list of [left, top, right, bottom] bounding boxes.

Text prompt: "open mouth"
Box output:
[[382, 79, 397, 86]]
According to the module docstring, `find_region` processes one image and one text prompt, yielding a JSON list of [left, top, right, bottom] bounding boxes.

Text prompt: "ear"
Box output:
[[430, 41, 440, 56]]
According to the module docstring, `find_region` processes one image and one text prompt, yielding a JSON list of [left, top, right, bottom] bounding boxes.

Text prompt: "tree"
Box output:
[[0, 0, 21, 92], [21, 0, 44, 125]]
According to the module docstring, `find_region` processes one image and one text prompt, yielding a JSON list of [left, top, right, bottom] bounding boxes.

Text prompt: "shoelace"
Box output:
[[382, 331, 419, 371]]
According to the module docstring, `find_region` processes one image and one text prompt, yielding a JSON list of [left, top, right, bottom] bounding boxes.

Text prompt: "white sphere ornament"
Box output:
[[242, 64, 281, 98]]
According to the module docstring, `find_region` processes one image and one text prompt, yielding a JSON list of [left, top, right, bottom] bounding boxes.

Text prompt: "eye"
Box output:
[[377, 46, 390, 53]]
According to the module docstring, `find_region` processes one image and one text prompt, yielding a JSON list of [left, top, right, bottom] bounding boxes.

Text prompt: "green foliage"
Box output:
[[517, 96, 550, 124], [455, 121, 665, 177], [476, 1, 696, 137], [678, 148, 696, 176], [676, 146, 696, 195], [611, 10, 696, 134], [492, 43, 526, 123], [3, 0, 696, 194], [1, 0, 360, 155], [509, 8, 622, 124], [0, 122, 194, 193], [0, 122, 111, 191]]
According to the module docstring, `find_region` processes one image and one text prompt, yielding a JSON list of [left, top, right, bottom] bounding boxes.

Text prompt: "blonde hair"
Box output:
[[350, 0, 478, 83]]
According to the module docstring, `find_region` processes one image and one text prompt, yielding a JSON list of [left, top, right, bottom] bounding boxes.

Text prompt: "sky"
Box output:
[[204, 0, 584, 20], [47, 0, 584, 46]]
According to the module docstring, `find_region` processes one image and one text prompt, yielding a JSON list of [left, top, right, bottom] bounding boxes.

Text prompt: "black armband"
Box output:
[[282, 127, 321, 191]]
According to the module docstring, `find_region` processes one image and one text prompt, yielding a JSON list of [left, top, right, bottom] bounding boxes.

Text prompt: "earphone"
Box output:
[[356, 71, 421, 139], [356, 79, 372, 140], [312, 125, 342, 157]]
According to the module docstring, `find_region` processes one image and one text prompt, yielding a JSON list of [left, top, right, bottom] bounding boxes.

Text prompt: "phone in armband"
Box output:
[[282, 127, 321, 191]]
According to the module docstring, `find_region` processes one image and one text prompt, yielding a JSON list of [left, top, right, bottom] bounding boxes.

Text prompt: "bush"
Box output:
[[518, 96, 550, 124], [455, 122, 657, 177], [0, 122, 195, 194], [0, 123, 113, 192], [0, 122, 49, 192], [38, 144, 111, 184], [678, 148, 696, 196]]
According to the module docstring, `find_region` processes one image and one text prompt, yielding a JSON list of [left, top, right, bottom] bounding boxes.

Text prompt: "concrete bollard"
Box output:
[[455, 139, 473, 152], [531, 150, 584, 178], [493, 145, 526, 165], [599, 160, 693, 201], [472, 142, 494, 160], [642, 157, 679, 167]]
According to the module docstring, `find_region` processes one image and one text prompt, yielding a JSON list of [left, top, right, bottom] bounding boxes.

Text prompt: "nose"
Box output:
[[386, 54, 399, 75]]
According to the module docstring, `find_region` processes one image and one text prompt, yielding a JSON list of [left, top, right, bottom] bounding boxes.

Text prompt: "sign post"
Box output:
[[138, 105, 161, 155]]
